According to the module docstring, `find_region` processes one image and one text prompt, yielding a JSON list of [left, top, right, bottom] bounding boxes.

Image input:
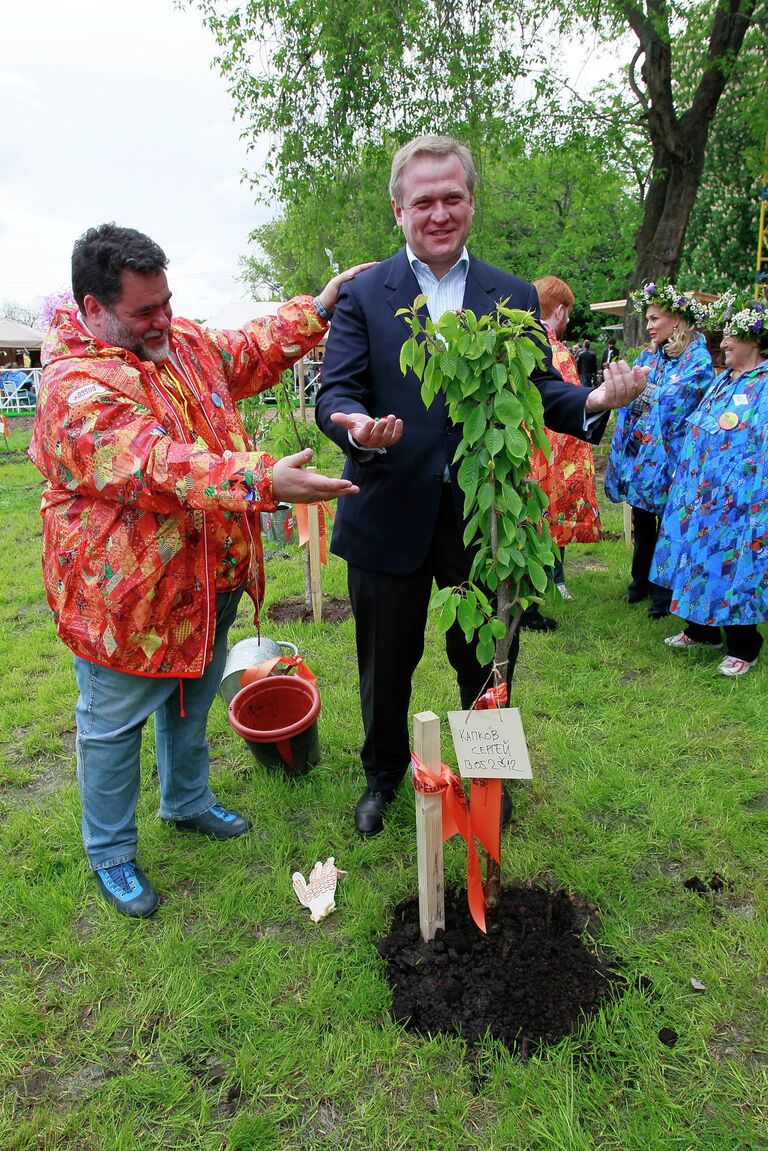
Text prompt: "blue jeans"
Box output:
[[73, 585, 244, 870]]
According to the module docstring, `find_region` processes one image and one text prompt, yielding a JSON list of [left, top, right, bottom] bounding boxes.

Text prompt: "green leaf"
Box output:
[[484, 426, 505, 456], [457, 596, 479, 642], [490, 617, 507, 639], [463, 403, 487, 446], [493, 391, 525, 427], [437, 595, 459, 634], [430, 586, 454, 610], [504, 426, 529, 459], [477, 480, 495, 512], [439, 348, 458, 378], [463, 511, 481, 548], [527, 559, 548, 593], [399, 340, 413, 376], [477, 632, 495, 668], [457, 454, 480, 505]]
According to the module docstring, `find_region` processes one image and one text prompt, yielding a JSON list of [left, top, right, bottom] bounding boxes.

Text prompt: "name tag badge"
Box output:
[[733, 393, 749, 406], [68, 382, 106, 405]]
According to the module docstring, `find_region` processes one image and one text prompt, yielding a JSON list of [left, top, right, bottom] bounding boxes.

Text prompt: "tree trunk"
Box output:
[[620, 0, 758, 350], [623, 143, 706, 348]]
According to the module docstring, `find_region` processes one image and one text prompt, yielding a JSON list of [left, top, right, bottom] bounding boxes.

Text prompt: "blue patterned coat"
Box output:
[[605, 334, 715, 514], [652, 360, 768, 625]]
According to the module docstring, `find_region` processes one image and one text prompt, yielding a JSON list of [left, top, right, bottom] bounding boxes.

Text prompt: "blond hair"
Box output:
[[658, 317, 695, 358], [389, 135, 477, 205]]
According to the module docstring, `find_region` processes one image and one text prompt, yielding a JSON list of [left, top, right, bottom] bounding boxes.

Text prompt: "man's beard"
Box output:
[[102, 311, 170, 363]]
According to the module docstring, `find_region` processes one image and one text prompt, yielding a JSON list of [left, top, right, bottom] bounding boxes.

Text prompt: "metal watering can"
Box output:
[[220, 636, 299, 706]]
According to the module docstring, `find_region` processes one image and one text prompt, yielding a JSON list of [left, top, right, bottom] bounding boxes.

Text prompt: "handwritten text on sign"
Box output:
[[447, 708, 532, 780]]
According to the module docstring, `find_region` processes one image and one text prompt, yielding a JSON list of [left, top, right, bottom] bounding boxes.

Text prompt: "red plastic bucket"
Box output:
[[228, 675, 321, 775]]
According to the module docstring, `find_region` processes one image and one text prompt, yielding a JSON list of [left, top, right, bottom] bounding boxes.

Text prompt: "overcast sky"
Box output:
[[0, 2, 624, 325], [0, 0, 269, 321]]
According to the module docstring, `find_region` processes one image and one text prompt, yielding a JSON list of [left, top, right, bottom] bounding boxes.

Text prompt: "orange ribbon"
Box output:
[[411, 754, 502, 934], [238, 654, 317, 688], [294, 501, 335, 564]]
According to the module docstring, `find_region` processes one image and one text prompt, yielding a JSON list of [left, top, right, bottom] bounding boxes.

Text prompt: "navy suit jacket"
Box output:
[[315, 248, 607, 574]]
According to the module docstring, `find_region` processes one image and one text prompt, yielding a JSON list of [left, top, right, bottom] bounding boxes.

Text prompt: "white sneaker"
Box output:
[[664, 631, 722, 650], [718, 655, 757, 677], [555, 583, 573, 601]]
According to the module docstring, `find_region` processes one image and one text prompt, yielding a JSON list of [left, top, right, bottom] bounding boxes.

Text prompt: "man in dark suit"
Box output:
[[315, 135, 645, 835], [600, 338, 620, 379], [576, 339, 598, 387]]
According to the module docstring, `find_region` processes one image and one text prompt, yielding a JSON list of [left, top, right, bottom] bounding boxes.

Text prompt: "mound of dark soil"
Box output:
[[266, 596, 352, 624], [378, 885, 621, 1055]]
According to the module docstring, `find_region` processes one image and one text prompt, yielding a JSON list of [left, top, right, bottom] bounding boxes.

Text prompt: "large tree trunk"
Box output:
[[621, 0, 757, 349], [623, 143, 707, 348]]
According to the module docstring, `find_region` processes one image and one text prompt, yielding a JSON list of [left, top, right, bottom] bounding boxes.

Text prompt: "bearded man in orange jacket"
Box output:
[[30, 223, 367, 917]]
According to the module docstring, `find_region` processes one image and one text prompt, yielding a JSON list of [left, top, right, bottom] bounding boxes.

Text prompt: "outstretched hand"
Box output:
[[330, 411, 404, 449], [272, 449, 359, 503], [585, 360, 651, 413], [316, 262, 378, 313]]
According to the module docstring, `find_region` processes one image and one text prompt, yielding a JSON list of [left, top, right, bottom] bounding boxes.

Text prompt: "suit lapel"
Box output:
[[462, 256, 502, 316], [384, 249, 425, 317]]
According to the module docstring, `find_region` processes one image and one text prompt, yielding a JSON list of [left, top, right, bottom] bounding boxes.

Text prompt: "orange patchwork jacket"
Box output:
[[29, 301, 326, 677], [531, 327, 602, 548]]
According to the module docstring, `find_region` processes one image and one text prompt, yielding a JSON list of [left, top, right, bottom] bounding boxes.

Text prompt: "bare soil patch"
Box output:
[[378, 885, 621, 1056], [267, 596, 353, 625]]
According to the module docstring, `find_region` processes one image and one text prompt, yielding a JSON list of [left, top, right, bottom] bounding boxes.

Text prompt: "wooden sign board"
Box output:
[[447, 707, 532, 780]]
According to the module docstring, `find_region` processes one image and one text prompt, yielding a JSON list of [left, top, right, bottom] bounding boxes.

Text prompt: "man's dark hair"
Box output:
[[71, 224, 168, 310]]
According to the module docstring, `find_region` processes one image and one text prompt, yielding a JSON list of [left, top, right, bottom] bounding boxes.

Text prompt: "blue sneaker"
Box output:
[[94, 861, 159, 918], [171, 802, 251, 840]]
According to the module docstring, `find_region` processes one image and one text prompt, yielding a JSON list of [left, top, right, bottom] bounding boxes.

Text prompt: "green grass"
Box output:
[[1, 421, 766, 1150]]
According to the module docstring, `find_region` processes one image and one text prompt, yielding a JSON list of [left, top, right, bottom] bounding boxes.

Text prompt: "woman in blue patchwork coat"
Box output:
[[605, 281, 715, 618], [654, 291, 768, 677]]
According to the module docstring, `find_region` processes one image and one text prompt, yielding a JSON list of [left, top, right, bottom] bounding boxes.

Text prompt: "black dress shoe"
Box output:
[[355, 788, 395, 836]]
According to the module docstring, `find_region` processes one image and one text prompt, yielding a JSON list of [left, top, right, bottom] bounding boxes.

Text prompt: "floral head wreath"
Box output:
[[630, 278, 707, 326], [705, 288, 768, 348]]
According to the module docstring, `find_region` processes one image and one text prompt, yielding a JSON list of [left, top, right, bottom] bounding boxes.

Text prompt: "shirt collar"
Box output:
[[406, 244, 470, 280]]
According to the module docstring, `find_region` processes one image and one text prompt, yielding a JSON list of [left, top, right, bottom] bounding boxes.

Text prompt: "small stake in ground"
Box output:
[[413, 710, 444, 942], [305, 467, 323, 623], [623, 502, 633, 550]]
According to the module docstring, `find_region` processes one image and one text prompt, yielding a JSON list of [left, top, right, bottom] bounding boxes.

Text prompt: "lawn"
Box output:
[[1, 418, 766, 1151]]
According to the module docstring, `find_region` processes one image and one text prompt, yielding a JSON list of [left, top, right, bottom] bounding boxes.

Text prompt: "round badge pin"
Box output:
[[718, 411, 738, 431], [211, 392, 223, 408]]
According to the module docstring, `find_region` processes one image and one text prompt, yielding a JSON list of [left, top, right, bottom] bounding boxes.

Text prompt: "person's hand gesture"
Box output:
[[330, 411, 404, 449], [315, 263, 378, 314], [585, 360, 651, 413], [272, 449, 359, 502]]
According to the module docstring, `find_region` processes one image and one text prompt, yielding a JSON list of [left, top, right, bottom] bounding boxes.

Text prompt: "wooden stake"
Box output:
[[305, 467, 323, 624], [297, 357, 306, 421], [413, 711, 444, 942], [623, 502, 633, 550]]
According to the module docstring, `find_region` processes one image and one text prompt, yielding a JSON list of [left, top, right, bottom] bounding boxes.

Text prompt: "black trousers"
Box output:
[[684, 621, 763, 662], [629, 506, 672, 612], [347, 485, 519, 793]]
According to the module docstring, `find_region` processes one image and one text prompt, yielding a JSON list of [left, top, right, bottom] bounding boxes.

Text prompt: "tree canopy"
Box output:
[[190, 0, 767, 341]]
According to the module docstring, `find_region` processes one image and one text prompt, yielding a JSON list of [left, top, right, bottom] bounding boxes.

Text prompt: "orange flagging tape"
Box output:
[[294, 501, 335, 565]]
